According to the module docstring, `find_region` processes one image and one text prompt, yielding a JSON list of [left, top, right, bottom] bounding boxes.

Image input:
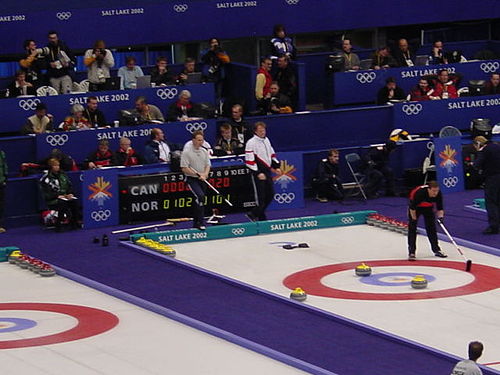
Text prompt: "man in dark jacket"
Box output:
[[363, 141, 397, 197], [143, 128, 181, 164], [84, 140, 117, 169], [376, 77, 406, 105], [45, 30, 75, 94], [115, 137, 145, 167], [311, 149, 344, 202]]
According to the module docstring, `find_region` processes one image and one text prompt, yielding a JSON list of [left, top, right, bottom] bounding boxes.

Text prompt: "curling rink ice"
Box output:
[[0, 263, 306, 375], [170, 225, 500, 372]]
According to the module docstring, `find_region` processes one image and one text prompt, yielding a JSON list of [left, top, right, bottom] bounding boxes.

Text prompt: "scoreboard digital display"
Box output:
[[119, 165, 256, 223]]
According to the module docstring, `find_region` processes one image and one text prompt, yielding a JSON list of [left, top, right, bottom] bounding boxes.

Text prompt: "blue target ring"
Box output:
[[359, 272, 436, 287], [0, 318, 37, 333]]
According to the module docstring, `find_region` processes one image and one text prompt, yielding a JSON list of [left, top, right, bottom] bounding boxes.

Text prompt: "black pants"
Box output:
[[407, 207, 441, 255], [250, 173, 274, 221], [313, 178, 344, 200], [484, 174, 500, 230], [52, 198, 80, 229], [365, 166, 395, 196], [187, 177, 207, 227]]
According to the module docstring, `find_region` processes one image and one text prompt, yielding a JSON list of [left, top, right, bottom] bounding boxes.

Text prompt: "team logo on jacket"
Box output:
[[88, 176, 113, 206]]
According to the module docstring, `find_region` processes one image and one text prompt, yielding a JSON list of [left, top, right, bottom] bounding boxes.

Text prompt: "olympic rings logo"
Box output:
[[56, 12, 72, 20], [274, 192, 295, 204], [356, 72, 376, 84], [231, 228, 246, 236], [156, 88, 178, 100], [46, 134, 69, 146], [402, 103, 423, 115], [185, 122, 208, 133], [341, 216, 355, 224], [91, 210, 111, 222], [285, 0, 300, 4], [173, 4, 188, 12], [18, 98, 41, 111], [442, 176, 459, 188], [479, 62, 499, 73]]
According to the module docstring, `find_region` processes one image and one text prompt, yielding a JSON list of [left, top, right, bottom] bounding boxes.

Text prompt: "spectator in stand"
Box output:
[[84, 139, 117, 169], [38, 148, 77, 172], [45, 30, 75, 94], [370, 46, 397, 70], [59, 104, 92, 131], [266, 82, 293, 114], [255, 57, 273, 113], [131, 96, 165, 124], [228, 104, 252, 145], [273, 55, 297, 108], [270, 24, 296, 60], [143, 128, 181, 164], [429, 69, 459, 99], [7, 70, 36, 97], [393, 38, 415, 67], [213, 123, 244, 157], [176, 57, 199, 85], [376, 77, 406, 105], [409, 78, 434, 101], [201, 38, 230, 101], [21, 102, 53, 135], [150, 56, 174, 86], [341, 39, 360, 71], [19, 39, 46, 88], [84, 96, 106, 128], [311, 149, 344, 203], [118, 56, 144, 90], [84, 40, 115, 92], [115, 137, 144, 166], [428, 40, 446, 65], [0, 149, 7, 233], [485, 73, 500, 95], [167, 90, 199, 122]]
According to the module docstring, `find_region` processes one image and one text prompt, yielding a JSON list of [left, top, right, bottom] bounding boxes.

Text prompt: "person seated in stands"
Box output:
[[39, 158, 80, 231], [311, 149, 344, 202], [84, 139, 117, 169], [7, 70, 36, 97], [370, 46, 397, 70], [131, 96, 165, 124], [255, 57, 273, 113], [341, 39, 360, 71], [201, 38, 230, 101], [274, 55, 297, 108], [409, 78, 434, 101], [428, 40, 467, 65], [362, 140, 398, 197], [167, 90, 199, 121], [118, 56, 144, 89], [84, 96, 106, 128], [150, 56, 175, 86], [176, 57, 199, 85], [143, 128, 181, 164], [270, 24, 296, 60], [19, 39, 46, 88], [376, 77, 406, 105], [266, 82, 293, 114], [59, 104, 92, 131], [84, 39, 115, 92], [39, 148, 77, 171], [227, 104, 252, 145], [429, 69, 459, 99], [45, 30, 75, 94], [115, 137, 144, 167], [393, 38, 415, 67], [485, 73, 500, 95], [213, 123, 244, 157], [21, 102, 53, 135]]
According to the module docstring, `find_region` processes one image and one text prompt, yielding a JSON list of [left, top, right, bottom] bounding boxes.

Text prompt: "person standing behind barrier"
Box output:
[[0, 149, 7, 233], [255, 57, 273, 113], [200, 37, 230, 102], [181, 131, 211, 230], [450, 341, 484, 375], [45, 31, 75, 94], [311, 149, 344, 203], [473, 136, 500, 234], [84, 40, 114, 92], [245, 122, 281, 221], [19, 39, 46, 88], [407, 181, 447, 261], [270, 24, 296, 60]]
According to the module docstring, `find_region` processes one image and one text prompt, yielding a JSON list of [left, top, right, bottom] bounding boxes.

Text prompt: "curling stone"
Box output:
[[39, 264, 56, 277], [366, 214, 377, 226], [355, 263, 372, 277], [290, 287, 307, 302], [158, 246, 176, 258], [411, 275, 428, 289], [18, 255, 31, 269], [8, 250, 22, 264]]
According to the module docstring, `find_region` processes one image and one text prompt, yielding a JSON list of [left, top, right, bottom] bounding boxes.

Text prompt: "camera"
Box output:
[[35, 47, 50, 57]]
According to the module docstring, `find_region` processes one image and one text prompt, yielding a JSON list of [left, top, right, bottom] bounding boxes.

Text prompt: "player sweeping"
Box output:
[[407, 181, 448, 261]]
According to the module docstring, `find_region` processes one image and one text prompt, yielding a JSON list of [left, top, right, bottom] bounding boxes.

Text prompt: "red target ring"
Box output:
[[0, 303, 119, 349], [283, 260, 500, 300]]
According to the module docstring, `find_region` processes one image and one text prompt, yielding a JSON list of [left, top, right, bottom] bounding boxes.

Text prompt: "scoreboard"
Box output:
[[119, 165, 256, 223]]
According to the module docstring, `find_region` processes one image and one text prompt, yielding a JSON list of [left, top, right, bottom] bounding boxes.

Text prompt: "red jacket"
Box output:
[[257, 67, 272, 98]]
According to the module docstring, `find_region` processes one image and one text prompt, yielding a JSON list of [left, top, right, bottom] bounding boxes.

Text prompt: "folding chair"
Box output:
[[36, 86, 58, 96], [344, 152, 368, 200]]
